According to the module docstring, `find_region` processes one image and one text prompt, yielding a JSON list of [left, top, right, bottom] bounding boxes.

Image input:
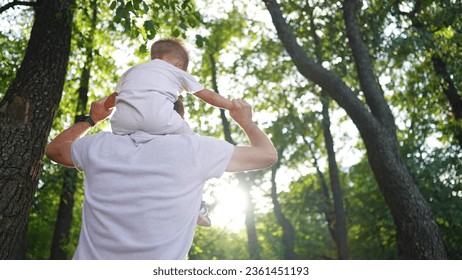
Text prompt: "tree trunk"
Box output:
[[302, 135, 338, 254], [321, 95, 349, 260], [239, 176, 262, 259], [431, 55, 462, 148], [313, 157, 337, 242], [0, 0, 75, 259], [399, 3, 462, 149], [208, 53, 235, 145], [209, 53, 262, 259], [307, 5, 349, 259], [270, 158, 297, 259], [49, 168, 77, 259], [262, 0, 446, 259], [49, 0, 98, 260]]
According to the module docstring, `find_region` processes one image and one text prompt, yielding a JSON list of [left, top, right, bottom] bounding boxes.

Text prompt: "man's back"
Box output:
[[71, 131, 233, 259]]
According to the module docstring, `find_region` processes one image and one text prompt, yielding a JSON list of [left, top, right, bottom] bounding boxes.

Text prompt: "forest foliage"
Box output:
[[0, 0, 461, 259]]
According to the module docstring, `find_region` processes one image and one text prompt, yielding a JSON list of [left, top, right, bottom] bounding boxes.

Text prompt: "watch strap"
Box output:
[[76, 115, 95, 127]]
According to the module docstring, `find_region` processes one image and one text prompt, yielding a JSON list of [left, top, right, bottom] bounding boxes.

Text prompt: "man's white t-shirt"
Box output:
[[70, 131, 233, 259], [111, 59, 204, 135]]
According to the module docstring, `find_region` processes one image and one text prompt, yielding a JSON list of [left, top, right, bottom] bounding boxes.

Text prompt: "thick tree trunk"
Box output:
[[342, 0, 445, 259], [49, 0, 98, 260], [0, 0, 75, 259], [363, 126, 446, 258], [263, 0, 446, 259]]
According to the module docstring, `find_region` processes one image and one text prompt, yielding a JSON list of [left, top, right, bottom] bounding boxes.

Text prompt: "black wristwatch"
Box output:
[[76, 115, 95, 127]]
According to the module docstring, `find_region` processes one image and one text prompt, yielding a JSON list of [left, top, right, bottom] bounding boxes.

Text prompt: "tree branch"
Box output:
[[262, 0, 377, 136], [343, 0, 396, 132], [0, 0, 38, 14]]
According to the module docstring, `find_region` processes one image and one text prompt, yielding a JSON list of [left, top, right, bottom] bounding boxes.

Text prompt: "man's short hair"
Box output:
[[150, 38, 189, 70], [173, 98, 185, 119]]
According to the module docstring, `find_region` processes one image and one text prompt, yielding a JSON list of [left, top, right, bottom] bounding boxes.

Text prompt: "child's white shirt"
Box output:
[[111, 59, 204, 135]]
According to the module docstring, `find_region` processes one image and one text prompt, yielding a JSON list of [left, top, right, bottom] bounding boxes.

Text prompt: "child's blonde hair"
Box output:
[[150, 38, 189, 71]]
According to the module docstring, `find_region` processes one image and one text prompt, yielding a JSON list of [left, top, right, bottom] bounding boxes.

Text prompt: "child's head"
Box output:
[[150, 38, 189, 71]]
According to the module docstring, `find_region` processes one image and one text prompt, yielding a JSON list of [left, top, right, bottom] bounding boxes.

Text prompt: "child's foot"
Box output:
[[197, 201, 211, 227]]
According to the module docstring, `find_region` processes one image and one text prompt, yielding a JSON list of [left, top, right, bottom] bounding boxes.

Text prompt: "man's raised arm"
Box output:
[[226, 99, 278, 172], [45, 93, 117, 167]]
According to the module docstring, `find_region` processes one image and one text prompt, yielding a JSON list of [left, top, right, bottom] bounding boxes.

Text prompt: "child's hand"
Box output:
[[90, 92, 117, 124], [194, 88, 234, 111], [103, 92, 118, 110]]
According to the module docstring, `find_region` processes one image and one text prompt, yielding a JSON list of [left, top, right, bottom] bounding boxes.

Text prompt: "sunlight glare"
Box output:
[[206, 180, 247, 233]]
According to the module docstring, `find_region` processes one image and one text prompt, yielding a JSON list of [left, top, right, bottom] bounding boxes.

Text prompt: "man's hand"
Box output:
[[229, 99, 253, 128], [46, 93, 117, 167], [226, 99, 278, 172]]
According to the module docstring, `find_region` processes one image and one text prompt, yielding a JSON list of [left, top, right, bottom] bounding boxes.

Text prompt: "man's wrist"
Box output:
[[238, 120, 257, 130], [76, 115, 95, 127]]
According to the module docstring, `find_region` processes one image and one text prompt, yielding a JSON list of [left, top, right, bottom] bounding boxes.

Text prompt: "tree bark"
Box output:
[[0, 0, 75, 259], [262, 0, 446, 259], [343, 0, 445, 259]]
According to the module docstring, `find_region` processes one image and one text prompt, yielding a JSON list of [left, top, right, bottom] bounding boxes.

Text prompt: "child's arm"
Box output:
[[104, 92, 118, 110], [194, 88, 233, 111]]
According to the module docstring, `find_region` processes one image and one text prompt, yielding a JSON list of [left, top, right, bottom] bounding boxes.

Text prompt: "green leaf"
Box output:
[[179, 22, 187, 30], [195, 34, 204, 48], [142, 2, 149, 12], [138, 43, 147, 54], [181, 0, 191, 10], [143, 20, 156, 39], [109, 1, 117, 10], [172, 29, 180, 38], [435, 26, 454, 39], [143, 19, 155, 31], [123, 19, 132, 33], [125, 1, 133, 15], [115, 6, 125, 19], [132, 0, 141, 10]]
